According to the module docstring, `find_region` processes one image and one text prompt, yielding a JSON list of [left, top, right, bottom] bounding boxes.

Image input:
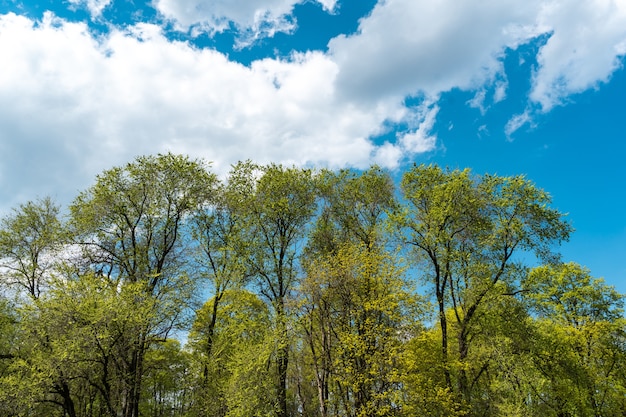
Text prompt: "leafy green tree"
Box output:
[[0, 297, 26, 416], [298, 166, 404, 417], [394, 165, 571, 411], [522, 262, 626, 416], [0, 197, 65, 300], [233, 162, 318, 417], [188, 289, 275, 417], [69, 153, 216, 417], [190, 167, 251, 387], [302, 242, 417, 417], [0, 198, 77, 417], [0, 270, 172, 417], [308, 166, 397, 254], [141, 339, 192, 417]]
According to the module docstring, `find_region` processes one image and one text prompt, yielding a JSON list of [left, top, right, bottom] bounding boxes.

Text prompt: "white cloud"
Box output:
[[316, 0, 337, 12], [467, 90, 488, 114], [398, 103, 439, 154], [328, 0, 544, 103], [530, 0, 626, 111], [3, 0, 626, 214], [0, 12, 411, 213], [493, 79, 508, 103], [154, 0, 334, 46], [68, 0, 112, 18], [372, 142, 403, 169], [504, 110, 533, 139], [325, 0, 626, 130]]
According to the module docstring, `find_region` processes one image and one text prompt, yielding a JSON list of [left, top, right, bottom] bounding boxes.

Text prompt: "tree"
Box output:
[[301, 242, 417, 417], [0, 296, 26, 416], [522, 262, 626, 416], [190, 167, 251, 387], [237, 162, 318, 417], [298, 166, 404, 417], [141, 339, 192, 417], [0, 198, 77, 417], [69, 153, 216, 417], [394, 165, 571, 410], [0, 197, 65, 300], [187, 289, 275, 417], [308, 166, 397, 254]]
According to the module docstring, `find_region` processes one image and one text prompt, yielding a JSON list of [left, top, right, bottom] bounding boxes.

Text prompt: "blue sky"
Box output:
[[1, 0, 625, 291]]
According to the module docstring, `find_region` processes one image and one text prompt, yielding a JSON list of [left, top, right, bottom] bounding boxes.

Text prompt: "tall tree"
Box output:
[[299, 166, 402, 416], [301, 241, 417, 417], [0, 197, 65, 300], [188, 289, 275, 417], [0, 198, 75, 416], [309, 166, 397, 253], [190, 169, 250, 388], [394, 164, 571, 410], [69, 153, 216, 417], [237, 162, 318, 417], [522, 262, 626, 416]]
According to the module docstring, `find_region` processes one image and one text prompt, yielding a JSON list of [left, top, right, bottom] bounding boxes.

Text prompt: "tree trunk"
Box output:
[[203, 294, 220, 382], [277, 299, 289, 417], [437, 286, 451, 390], [124, 334, 146, 417], [457, 325, 470, 403], [60, 380, 77, 417]]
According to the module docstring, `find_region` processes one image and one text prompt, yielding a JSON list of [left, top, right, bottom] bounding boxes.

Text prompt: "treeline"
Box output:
[[0, 153, 624, 417]]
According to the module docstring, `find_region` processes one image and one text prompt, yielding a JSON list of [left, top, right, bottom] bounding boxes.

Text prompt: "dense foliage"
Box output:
[[0, 154, 624, 417]]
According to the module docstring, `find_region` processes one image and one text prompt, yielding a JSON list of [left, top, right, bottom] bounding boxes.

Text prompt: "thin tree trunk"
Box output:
[[203, 294, 220, 382], [277, 301, 289, 417], [437, 286, 451, 390], [60, 380, 77, 417]]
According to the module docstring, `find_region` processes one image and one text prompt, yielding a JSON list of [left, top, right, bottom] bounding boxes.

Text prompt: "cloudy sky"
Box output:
[[1, 0, 625, 290]]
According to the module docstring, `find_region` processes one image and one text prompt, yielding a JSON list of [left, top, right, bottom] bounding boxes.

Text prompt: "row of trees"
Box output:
[[0, 153, 624, 417]]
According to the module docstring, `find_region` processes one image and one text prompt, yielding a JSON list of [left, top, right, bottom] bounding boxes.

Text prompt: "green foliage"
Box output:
[[525, 262, 623, 324], [66, 153, 216, 417], [522, 263, 626, 416], [310, 166, 397, 252], [188, 289, 276, 417], [393, 164, 572, 413], [300, 241, 422, 417], [0, 156, 624, 417], [0, 197, 65, 300], [233, 163, 318, 417]]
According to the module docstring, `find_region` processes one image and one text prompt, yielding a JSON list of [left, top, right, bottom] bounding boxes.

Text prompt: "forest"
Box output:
[[0, 153, 624, 417]]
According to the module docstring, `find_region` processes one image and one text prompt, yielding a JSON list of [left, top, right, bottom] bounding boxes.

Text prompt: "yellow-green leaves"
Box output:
[[0, 197, 64, 300], [395, 164, 572, 412], [300, 241, 419, 417], [525, 262, 623, 325]]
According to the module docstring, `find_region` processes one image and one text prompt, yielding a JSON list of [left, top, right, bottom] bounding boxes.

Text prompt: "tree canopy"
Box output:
[[0, 155, 623, 417]]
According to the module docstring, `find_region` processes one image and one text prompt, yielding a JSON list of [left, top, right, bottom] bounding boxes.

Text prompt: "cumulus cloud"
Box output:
[[0, 11, 414, 213], [530, 0, 626, 110], [154, 0, 335, 46], [325, 0, 626, 132], [67, 0, 113, 18], [328, 0, 543, 102], [398, 104, 439, 154]]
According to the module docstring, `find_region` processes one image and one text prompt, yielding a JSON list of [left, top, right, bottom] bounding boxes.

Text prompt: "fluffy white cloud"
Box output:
[[154, 0, 335, 46], [0, 12, 411, 213], [398, 104, 439, 154], [67, 0, 112, 18], [328, 0, 543, 103], [531, 0, 626, 110], [327, 0, 626, 135]]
